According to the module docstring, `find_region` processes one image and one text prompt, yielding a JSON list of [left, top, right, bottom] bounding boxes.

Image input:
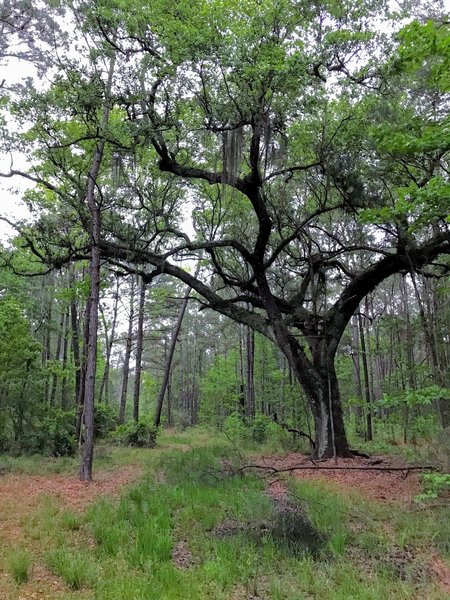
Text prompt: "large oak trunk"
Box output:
[[293, 352, 350, 459]]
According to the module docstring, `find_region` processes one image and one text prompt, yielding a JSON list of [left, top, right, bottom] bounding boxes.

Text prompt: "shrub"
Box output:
[[416, 472, 450, 501], [222, 412, 249, 443], [30, 407, 77, 457], [110, 418, 158, 448], [94, 403, 118, 438], [251, 413, 272, 442]]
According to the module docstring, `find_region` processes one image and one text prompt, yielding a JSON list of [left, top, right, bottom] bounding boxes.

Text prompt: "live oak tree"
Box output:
[[91, 0, 448, 457], [1, 0, 449, 461]]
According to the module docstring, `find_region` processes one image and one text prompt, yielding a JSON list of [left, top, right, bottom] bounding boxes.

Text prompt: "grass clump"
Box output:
[[45, 547, 96, 590], [7, 430, 447, 600], [5, 548, 32, 584]]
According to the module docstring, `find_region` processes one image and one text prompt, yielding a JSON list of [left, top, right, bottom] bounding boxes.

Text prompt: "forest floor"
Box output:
[[0, 429, 449, 599]]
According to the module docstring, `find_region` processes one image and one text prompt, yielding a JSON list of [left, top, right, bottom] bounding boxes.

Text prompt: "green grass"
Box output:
[[5, 428, 448, 599], [0, 453, 79, 475], [45, 547, 97, 590], [4, 548, 32, 584]]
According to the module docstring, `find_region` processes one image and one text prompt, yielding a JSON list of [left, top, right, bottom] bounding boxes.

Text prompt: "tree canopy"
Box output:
[[0, 0, 449, 471]]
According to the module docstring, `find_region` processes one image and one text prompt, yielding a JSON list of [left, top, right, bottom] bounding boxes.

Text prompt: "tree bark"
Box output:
[[246, 325, 255, 418], [358, 313, 373, 442], [49, 306, 65, 405], [132, 275, 146, 422], [154, 275, 196, 428], [76, 296, 90, 444], [79, 54, 116, 481], [99, 277, 120, 403], [118, 277, 135, 424]]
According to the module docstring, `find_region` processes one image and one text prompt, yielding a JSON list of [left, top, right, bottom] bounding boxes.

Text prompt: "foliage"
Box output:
[[381, 386, 450, 409], [110, 418, 158, 448], [34, 407, 77, 457], [0, 295, 44, 450], [94, 403, 118, 438], [199, 351, 240, 426], [416, 472, 450, 502], [222, 412, 249, 443]]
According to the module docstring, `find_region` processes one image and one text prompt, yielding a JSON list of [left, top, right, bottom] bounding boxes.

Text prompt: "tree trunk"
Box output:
[[49, 307, 65, 405], [255, 271, 350, 458], [99, 277, 120, 403], [79, 237, 100, 481], [79, 54, 116, 481], [76, 296, 90, 444], [351, 315, 364, 436], [294, 357, 350, 459], [133, 275, 146, 422], [70, 274, 81, 408], [118, 277, 135, 424], [358, 313, 373, 442], [246, 325, 255, 418], [154, 275, 195, 428], [410, 272, 450, 428], [60, 308, 69, 409]]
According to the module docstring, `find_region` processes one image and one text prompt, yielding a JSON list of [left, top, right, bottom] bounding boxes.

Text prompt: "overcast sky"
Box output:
[[1, 0, 450, 244]]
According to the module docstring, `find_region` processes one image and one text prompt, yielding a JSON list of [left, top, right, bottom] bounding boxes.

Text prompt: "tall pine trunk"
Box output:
[[133, 276, 146, 422], [154, 274, 196, 428], [118, 277, 135, 424]]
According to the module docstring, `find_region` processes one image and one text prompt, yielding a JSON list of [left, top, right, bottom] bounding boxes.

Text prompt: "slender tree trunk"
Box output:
[[118, 277, 135, 424], [99, 277, 120, 403], [154, 275, 196, 428], [351, 315, 364, 436], [61, 309, 69, 409], [133, 276, 146, 422], [246, 325, 255, 418], [410, 273, 450, 428], [50, 307, 65, 405], [358, 313, 373, 441], [79, 54, 116, 482], [76, 296, 90, 444], [98, 277, 119, 404], [166, 366, 172, 427], [70, 274, 81, 408]]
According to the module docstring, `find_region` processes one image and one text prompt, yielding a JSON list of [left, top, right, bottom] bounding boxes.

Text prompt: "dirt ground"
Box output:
[[256, 452, 450, 596], [0, 465, 142, 599], [253, 452, 423, 503], [1, 452, 449, 598]]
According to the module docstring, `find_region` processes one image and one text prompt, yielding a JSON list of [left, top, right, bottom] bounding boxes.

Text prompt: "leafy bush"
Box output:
[[222, 412, 249, 443], [36, 407, 77, 457], [6, 407, 77, 457], [251, 413, 272, 442], [110, 418, 157, 448], [94, 403, 118, 438], [416, 472, 450, 501]]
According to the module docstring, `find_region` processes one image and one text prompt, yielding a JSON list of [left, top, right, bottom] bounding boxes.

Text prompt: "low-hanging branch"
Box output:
[[272, 413, 315, 448]]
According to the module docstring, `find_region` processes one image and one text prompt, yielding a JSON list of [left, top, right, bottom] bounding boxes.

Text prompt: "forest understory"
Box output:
[[1, 2, 450, 598], [1, 428, 449, 600]]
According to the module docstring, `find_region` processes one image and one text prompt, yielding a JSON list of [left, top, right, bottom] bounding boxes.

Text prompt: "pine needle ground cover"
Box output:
[[0, 430, 448, 599]]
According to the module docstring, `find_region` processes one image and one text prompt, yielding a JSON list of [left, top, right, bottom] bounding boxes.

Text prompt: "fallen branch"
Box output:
[[235, 464, 437, 477]]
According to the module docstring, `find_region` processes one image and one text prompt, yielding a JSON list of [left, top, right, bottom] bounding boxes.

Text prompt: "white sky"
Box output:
[[0, 57, 36, 243]]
